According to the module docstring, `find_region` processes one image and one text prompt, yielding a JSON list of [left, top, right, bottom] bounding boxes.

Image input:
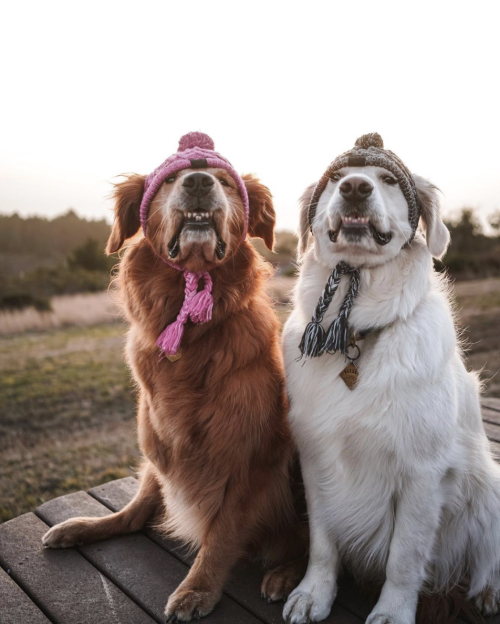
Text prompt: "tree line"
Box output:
[[0, 208, 499, 312]]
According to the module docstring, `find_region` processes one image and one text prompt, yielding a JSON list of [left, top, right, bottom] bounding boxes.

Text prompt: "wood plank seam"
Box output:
[[32, 508, 160, 624], [482, 402, 500, 414], [85, 491, 276, 624], [0, 559, 56, 624], [35, 503, 268, 624], [87, 489, 362, 624]]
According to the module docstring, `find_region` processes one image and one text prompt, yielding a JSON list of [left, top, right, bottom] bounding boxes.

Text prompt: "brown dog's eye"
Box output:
[[383, 175, 397, 186], [218, 178, 230, 187], [165, 176, 176, 184]]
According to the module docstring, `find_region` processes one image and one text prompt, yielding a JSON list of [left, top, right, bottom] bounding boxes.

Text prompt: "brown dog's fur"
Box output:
[[43, 168, 305, 621]]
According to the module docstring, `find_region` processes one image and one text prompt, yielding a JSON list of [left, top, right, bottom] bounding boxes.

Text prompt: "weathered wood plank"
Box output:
[[483, 407, 500, 427], [89, 477, 139, 512], [90, 479, 364, 623], [483, 398, 500, 414], [0, 512, 154, 624], [484, 421, 500, 443], [36, 491, 261, 624], [0, 566, 51, 624]]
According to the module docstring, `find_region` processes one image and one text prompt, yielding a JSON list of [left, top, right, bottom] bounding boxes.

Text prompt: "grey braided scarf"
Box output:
[[299, 262, 360, 358], [299, 133, 419, 359]]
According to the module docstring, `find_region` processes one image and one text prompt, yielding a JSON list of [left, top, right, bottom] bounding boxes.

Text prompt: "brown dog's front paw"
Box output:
[[42, 520, 86, 549], [261, 558, 307, 603], [165, 587, 220, 622]]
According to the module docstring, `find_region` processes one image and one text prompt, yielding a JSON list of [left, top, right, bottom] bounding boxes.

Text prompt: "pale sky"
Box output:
[[1, 1, 499, 232]]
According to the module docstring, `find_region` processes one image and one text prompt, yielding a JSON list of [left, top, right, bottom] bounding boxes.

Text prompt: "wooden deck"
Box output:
[[2, 399, 500, 624]]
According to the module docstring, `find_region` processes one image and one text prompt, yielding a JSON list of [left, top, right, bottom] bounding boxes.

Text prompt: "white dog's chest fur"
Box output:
[[284, 237, 500, 590]]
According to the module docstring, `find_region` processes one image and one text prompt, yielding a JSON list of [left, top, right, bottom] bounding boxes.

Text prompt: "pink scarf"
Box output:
[[156, 264, 213, 357]]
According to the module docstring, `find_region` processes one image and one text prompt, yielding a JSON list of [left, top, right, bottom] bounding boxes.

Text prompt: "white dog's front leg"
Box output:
[[283, 463, 339, 624], [366, 476, 443, 624]]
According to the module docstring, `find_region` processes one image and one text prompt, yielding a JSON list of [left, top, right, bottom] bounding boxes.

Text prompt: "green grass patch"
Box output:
[[0, 323, 140, 522]]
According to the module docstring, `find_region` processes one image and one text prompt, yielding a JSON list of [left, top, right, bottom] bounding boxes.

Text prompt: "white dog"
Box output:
[[282, 134, 500, 624]]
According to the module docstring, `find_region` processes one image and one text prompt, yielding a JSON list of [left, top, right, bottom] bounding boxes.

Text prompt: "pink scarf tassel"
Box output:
[[156, 271, 213, 357]]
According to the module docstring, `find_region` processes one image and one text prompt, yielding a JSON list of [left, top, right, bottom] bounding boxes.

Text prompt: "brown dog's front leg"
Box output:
[[164, 519, 243, 621], [42, 461, 161, 548], [164, 484, 265, 622]]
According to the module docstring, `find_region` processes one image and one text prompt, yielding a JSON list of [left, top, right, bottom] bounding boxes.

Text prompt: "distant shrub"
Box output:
[[0, 210, 111, 264], [20, 265, 110, 297], [0, 265, 110, 312], [68, 238, 113, 272], [0, 293, 52, 312], [440, 209, 500, 279]]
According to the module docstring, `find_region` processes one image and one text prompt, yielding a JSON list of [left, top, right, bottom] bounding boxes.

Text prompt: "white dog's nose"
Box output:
[[339, 176, 373, 201]]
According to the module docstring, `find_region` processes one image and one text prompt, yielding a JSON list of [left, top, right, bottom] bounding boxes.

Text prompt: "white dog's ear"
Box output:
[[298, 182, 317, 260], [413, 174, 450, 259]]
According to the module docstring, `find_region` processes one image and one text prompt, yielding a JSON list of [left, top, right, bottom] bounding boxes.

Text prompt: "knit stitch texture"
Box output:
[[307, 133, 420, 245]]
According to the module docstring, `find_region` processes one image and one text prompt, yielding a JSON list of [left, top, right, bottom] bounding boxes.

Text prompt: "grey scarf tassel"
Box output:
[[299, 261, 360, 358]]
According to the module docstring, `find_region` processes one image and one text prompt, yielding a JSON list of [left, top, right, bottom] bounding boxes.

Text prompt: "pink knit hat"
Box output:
[[140, 132, 250, 359], [140, 131, 249, 239]]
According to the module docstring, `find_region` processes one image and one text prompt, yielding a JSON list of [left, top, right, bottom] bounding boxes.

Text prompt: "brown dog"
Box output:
[[42, 140, 304, 620]]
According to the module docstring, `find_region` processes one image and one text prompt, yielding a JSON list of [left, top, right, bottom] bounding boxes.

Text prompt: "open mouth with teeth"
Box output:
[[168, 211, 227, 260], [328, 213, 392, 246], [183, 211, 212, 226]]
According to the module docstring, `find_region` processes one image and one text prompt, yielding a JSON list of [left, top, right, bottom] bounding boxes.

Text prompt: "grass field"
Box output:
[[1, 277, 499, 523], [0, 324, 138, 522]]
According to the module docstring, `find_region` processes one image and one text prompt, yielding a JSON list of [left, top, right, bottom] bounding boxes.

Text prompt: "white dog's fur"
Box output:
[[282, 166, 500, 624]]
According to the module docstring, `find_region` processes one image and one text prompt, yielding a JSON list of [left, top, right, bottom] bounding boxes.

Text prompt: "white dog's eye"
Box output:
[[165, 176, 176, 184], [382, 175, 398, 186], [331, 172, 343, 182]]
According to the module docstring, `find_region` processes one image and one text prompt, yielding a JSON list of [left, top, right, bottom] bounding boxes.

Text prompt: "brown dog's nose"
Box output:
[[339, 176, 374, 201], [182, 172, 215, 197]]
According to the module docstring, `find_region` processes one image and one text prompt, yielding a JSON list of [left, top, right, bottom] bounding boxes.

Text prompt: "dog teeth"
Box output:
[[185, 212, 211, 220], [342, 216, 369, 224]]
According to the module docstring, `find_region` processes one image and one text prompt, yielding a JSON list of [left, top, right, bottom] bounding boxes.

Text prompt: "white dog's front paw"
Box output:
[[283, 589, 332, 624], [474, 586, 500, 617]]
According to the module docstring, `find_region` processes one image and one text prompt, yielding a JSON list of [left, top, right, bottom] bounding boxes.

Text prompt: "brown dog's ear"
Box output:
[[242, 173, 276, 250], [297, 182, 316, 260], [413, 174, 450, 259], [106, 174, 146, 255]]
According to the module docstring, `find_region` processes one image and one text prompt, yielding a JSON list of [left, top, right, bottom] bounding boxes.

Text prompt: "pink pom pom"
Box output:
[[156, 319, 184, 356], [189, 289, 213, 324], [178, 132, 215, 152]]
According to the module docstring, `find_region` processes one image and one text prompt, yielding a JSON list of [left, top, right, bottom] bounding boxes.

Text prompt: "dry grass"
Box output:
[[453, 277, 500, 398], [0, 291, 120, 335], [0, 323, 137, 522]]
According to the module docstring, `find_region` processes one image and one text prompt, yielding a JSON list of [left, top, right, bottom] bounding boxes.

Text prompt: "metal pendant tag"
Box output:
[[339, 362, 359, 390], [166, 351, 182, 363]]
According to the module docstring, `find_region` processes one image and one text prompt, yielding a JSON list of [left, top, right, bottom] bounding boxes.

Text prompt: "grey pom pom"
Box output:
[[355, 133, 384, 149]]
